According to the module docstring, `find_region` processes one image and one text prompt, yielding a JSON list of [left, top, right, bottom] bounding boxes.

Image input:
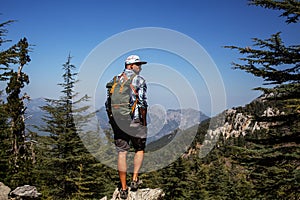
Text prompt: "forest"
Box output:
[[0, 0, 299, 199]]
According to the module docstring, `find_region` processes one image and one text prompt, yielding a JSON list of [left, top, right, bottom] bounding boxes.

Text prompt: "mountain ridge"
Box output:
[[25, 98, 209, 141]]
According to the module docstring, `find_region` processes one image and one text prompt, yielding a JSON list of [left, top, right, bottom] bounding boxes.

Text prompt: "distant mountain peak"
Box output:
[[26, 98, 209, 141]]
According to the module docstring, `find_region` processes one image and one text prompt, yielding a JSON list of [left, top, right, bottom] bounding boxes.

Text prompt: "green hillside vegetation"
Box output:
[[0, 0, 299, 199]]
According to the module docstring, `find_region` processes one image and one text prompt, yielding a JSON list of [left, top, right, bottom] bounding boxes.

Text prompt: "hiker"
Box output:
[[105, 55, 148, 199]]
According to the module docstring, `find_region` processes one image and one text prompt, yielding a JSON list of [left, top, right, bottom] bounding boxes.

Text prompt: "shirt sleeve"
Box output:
[[137, 75, 147, 109], [131, 75, 147, 119]]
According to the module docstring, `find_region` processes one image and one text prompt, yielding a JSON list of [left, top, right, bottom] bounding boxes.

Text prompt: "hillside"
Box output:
[[138, 94, 299, 199], [22, 95, 299, 199]]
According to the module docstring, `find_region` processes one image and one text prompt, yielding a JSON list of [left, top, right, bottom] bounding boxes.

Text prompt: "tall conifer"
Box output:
[[0, 19, 33, 187], [38, 54, 116, 199], [38, 54, 91, 198], [225, 0, 300, 198]]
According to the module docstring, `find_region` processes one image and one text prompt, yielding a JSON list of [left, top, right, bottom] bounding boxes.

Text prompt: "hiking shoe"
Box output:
[[130, 179, 142, 191], [119, 188, 128, 199]]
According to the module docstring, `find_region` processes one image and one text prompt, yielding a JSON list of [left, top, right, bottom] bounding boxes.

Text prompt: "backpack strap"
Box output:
[[119, 73, 129, 93], [110, 76, 117, 95], [129, 75, 139, 115]]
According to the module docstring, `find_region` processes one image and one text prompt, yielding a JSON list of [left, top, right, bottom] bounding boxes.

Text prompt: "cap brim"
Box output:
[[125, 61, 147, 65]]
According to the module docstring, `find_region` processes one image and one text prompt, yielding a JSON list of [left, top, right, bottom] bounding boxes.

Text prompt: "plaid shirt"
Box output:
[[108, 69, 147, 119]]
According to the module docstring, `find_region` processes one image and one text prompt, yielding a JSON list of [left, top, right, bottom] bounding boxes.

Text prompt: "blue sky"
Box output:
[[1, 0, 299, 116]]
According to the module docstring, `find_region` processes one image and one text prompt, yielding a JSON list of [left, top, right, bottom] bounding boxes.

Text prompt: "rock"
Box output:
[[0, 182, 11, 200], [10, 185, 41, 199], [209, 108, 273, 140], [105, 187, 164, 200]]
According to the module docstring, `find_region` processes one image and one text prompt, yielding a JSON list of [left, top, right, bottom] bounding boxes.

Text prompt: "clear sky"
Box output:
[[1, 0, 299, 116]]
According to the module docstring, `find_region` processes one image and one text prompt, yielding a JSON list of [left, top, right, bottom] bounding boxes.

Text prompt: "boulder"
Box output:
[[102, 188, 164, 200], [10, 185, 41, 199], [0, 182, 11, 200]]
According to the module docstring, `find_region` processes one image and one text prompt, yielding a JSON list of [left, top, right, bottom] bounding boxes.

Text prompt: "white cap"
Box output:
[[125, 55, 147, 65]]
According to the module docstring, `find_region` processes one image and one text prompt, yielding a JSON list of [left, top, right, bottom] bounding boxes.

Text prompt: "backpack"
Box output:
[[106, 73, 138, 119]]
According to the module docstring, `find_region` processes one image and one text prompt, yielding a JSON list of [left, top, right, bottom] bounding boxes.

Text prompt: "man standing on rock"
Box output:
[[105, 55, 148, 199]]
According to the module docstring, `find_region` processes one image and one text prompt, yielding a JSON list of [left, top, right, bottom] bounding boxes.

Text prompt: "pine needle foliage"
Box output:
[[0, 19, 33, 188], [224, 0, 300, 198], [37, 54, 104, 199]]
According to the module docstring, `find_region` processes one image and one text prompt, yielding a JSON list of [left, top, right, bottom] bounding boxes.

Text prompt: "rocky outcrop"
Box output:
[[207, 106, 281, 140], [0, 182, 10, 200], [9, 185, 41, 200], [194, 106, 283, 158], [3, 183, 162, 200], [101, 188, 165, 200], [0, 184, 41, 200]]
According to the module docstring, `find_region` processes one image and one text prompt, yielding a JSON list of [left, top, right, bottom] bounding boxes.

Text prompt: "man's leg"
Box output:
[[132, 150, 144, 181], [131, 126, 147, 189], [118, 151, 128, 190]]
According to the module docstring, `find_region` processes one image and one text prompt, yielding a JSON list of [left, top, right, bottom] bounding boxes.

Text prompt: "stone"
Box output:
[[103, 187, 165, 200], [10, 185, 41, 199], [0, 182, 11, 200]]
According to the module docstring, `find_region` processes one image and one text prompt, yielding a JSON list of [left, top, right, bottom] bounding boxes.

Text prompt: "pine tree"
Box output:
[[5, 38, 32, 188], [186, 156, 209, 200], [37, 54, 85, 198], [249, 0, 300, 24], [0, 91, 10, 182], [160, 158, 190, 200], [0, 20, 14, 182], [225, 0, 300, 198], [37, 54, 115, 199], [0, 19, 34, 187]]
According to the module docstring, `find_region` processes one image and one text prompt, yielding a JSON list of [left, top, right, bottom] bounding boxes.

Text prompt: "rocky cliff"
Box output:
[[195, 95, 284, 157]]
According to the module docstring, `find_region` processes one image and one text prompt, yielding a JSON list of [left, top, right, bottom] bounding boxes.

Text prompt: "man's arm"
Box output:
[[137, 77, 147, 126]]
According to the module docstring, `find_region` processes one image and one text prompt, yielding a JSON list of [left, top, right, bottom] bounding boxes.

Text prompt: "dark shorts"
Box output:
[[111, 115, 147, 152]]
